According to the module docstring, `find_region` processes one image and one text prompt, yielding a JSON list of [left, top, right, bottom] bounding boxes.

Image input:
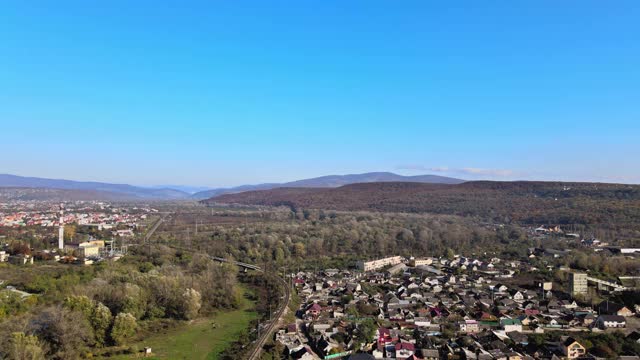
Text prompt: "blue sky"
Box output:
[[1, 1, 639, 187]]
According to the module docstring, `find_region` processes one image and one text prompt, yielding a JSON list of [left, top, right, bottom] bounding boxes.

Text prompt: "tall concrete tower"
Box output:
[[569, 272, 588, 297], [58, 204, 64, 250]]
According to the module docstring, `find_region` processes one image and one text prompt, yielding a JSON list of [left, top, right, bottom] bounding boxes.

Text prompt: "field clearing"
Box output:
[[107, 286, 257, 359]]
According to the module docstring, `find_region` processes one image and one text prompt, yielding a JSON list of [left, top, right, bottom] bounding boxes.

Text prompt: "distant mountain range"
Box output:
[[190, 172, 463, 199], [0, 174, 189, 200], [0, 172, 464, 201]]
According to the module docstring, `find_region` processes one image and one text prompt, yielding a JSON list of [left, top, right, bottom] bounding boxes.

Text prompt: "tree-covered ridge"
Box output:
[[207, 181, 640, 236]]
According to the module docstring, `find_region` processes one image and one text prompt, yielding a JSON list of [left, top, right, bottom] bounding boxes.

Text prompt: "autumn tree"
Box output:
[[29, 307, 93, 360], [8, 332, 45, 360], [110, 312, 137, 346], [63, 225, 76, 241], [180, 288, 202, 320], [91, 303, 112, 347]]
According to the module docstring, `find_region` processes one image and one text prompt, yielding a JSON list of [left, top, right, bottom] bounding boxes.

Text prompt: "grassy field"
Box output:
[[108, 286, 257, 359]]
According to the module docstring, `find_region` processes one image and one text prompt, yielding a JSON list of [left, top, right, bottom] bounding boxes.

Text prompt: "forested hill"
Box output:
[[204, 181, 640, 230]]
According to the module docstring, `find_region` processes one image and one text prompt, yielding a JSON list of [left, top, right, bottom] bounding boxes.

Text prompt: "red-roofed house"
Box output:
[[307, 303, 322, 317], [396, 342, 416, 359]]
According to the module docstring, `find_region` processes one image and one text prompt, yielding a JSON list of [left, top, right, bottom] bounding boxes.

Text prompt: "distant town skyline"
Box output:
[[2, 2, 639, 187]]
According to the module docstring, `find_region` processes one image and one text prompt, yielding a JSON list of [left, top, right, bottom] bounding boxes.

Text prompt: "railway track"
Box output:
[[247, 271, 291, 360], [144, 218, 290, 360]]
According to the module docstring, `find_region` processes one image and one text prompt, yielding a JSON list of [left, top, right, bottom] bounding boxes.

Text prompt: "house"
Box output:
[[493, 283, 508, 293], [377, 327, 392, 346], [505, 351, 523, 360], [500, 318, 523, 333], [307, 303, 322, 317], [597, 301, 634, 317], [312, 322, 333, 334], [561, 337, 586, 359], [459, 319, 480, 333], [509, 290, 524, 301], [594, 315, 626, 329], [387, 263, 409, 276], [115, 229, 134, 237], [290, 345, 315, 360], [421, 349, 439, 360], [578, 313, 595, 327], [395, 342, 416, 359]]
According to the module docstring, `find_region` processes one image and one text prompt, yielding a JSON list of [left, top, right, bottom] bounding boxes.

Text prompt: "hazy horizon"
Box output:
[[2, 2, 638, 186], [2, 170, 640, 190]]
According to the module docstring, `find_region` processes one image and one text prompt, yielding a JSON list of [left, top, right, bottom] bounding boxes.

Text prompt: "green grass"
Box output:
[[107, 286, 257, 359]]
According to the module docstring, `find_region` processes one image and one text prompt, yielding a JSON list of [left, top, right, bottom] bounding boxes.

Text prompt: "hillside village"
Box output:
[[276, 256, 640, 360]]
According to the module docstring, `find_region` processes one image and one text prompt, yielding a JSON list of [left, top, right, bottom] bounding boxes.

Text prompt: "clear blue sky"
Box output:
[[1, 1, 638, 187]]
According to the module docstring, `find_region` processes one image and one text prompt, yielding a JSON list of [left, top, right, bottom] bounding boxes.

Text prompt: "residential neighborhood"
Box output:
[[0, 201, 156, 230], [275, 256, 640, 360]]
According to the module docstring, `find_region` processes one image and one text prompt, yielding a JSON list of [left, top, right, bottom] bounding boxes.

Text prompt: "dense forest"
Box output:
[[150, 208, 639, 278], [206, 181, 640, 240]]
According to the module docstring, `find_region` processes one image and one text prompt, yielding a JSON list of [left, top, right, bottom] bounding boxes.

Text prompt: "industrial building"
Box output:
[[64, 241, 104, 258]]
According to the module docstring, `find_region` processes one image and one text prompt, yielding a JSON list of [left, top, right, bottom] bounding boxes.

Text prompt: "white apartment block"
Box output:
[[357, 256, 403, 271], [408, 258, 433, 267]]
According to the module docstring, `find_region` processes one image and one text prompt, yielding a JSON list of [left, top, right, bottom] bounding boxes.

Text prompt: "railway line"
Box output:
[[143, 213, 291, 359]]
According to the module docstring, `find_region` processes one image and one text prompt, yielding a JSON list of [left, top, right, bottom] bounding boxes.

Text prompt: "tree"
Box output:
[[63, 225, 76, 242], [8, 332, 45, 360], [29, 307, 92, 360], [293, 242, 306, 257], [63, 295, 93, 319], [64, 296, 113, 347], [110, 313, 137, 346], [180, 288, 202, 320], [121, 283, 146, 319], [445, 248, 455, 260], [353, 319, 377, 350], [273, 247, 285, 263], [90, 303, 112, 347], [10, 241, 31, 256]]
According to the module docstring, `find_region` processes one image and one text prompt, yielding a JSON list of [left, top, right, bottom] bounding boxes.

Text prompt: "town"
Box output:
[[0, 201, 157, 266], [274, 255, 640, 360]]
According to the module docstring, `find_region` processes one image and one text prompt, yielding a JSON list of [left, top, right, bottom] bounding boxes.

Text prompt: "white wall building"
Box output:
[[357, 256, 403, 271]]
